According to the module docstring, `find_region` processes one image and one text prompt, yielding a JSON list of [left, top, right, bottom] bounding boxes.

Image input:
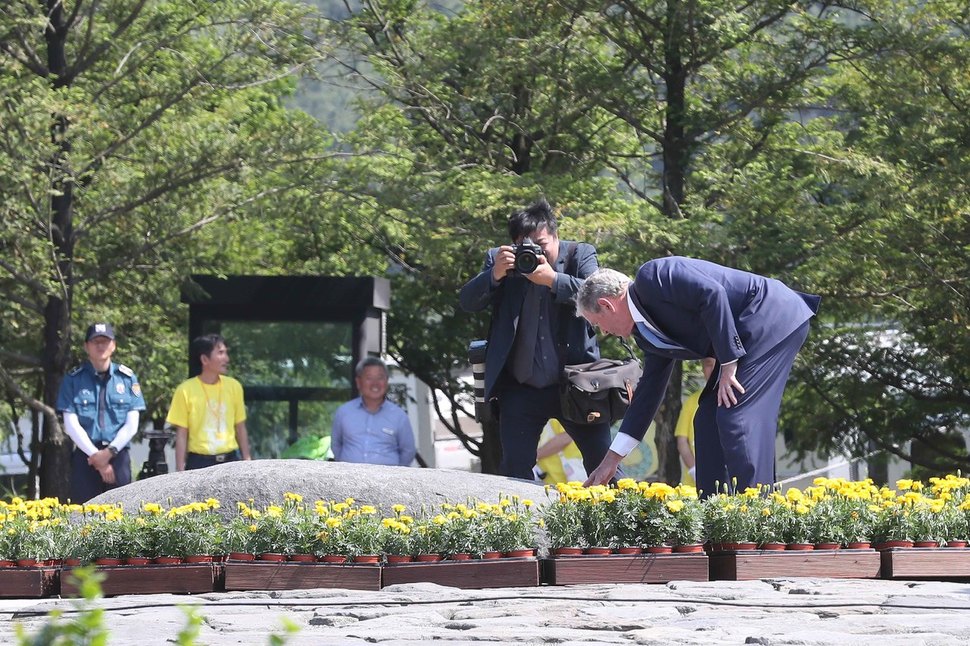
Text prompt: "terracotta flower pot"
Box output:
[[320, 554, 347, 563], [124, 556, 152, 566], [415, 553, 444, 562], [0, 559, 16, 567], [352, 554, 380, 564], [449, 553, 472, 561], [875, 540, 913, 550], [645, 546, 673, 554], [45, 559, 63, 567], [94, 557, 123, 566], [503, 549, 536, 558], [63, 558, 83, 567], [185, 554, 214, 563], [154, 556, 184, 565], [846, 542, 871, 550], [914, 540, 939, 548], [480, 551, 503, 560], [786, 543, 815, 551], [385, 554, 414, 564], [734, 542, 757, 551], [583, 546, 612, 556], [16, 558, 42, 568], [814, 542, 840, 550], [287, 553, 316, 563], [227, 552, 256, 562], [759, 542, 786, 551], [673, 544, 705, 554], [258, 552, 287, 562], [946, 540, 968, 548], [551, 547, 584, 557], [617, 546, 644, 555]]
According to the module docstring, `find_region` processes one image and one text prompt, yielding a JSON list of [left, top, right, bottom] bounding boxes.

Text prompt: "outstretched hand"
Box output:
[[583, 451, 623, 487]]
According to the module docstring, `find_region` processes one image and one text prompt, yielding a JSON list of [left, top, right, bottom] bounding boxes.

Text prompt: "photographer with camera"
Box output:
[[459, 199, 614, 480]]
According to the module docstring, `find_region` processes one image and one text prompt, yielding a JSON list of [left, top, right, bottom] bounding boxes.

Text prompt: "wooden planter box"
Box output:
[[543, 553, 709, 585], [0, 567, 59, 598], [708, 548, 881, 581], [61, 564, 221, 597], [382, 558, 541, 589], [881, 547, 970, 580], [223, 561, 381, 592]]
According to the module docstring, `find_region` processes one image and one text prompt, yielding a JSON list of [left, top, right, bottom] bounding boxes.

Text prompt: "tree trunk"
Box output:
[[38, 0, 75, 500], [652, 1, 689, 486], [655, 363, 683, 484]]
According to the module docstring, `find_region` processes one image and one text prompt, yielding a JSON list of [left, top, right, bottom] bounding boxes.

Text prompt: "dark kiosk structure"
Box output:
[[170, 275, 391, 461]]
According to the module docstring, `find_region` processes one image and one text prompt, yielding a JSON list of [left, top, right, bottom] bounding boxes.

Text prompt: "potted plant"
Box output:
[[669, 493, 705, 552], [704, 493, 758, 550], [543, 484, 588, 554], [341, 506, 382, 562]]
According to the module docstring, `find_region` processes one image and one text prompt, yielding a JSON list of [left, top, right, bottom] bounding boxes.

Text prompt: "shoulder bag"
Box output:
[[560, 338, 641, 426]]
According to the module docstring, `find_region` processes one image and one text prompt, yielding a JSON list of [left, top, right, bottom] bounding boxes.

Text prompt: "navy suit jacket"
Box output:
[[459, 240, 601, 400], [618, 256, 821, 442]]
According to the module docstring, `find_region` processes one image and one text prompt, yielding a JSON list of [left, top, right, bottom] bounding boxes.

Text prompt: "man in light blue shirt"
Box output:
[[331, 357, 416, 466]]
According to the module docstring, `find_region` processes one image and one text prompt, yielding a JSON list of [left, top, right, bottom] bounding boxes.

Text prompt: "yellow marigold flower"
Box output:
[[205, 498, 221, 510], [392, 504, 406, 514], [617, 478, 638, 490], [762, 508, 772, 517], [283, 492, 303, 503], [325, 517, 342, 528], [266, 505, 283, 518], [896, 479, 914, 491], [248, 524, 258, 533], [666, 500, 685, 513], [360, 505, 378, 515]]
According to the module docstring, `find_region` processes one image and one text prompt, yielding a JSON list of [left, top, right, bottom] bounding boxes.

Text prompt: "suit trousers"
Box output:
[[70, 446, 131, 504], [498, 382, 613, 480], [692, 321, 811, 498]]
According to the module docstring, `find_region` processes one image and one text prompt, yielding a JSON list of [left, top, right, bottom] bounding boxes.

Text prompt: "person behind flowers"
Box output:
[[675, 357, 717, 487], [576, 259, 819, 496], [166, 333, 251, 470], [331, 356, 416, 466], [56, 322, 146, 503]]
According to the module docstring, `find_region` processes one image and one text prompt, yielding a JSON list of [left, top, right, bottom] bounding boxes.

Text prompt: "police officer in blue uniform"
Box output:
[[56, 323, 146, 503]]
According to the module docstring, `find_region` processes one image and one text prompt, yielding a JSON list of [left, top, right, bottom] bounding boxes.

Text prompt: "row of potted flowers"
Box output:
[[7, 473, 970, 564], [0, 493, 540, 565], [542, 474, 970, 551]]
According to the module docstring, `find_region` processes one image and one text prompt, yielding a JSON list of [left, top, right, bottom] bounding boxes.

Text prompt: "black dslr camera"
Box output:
[[512, 238, 544, 274]]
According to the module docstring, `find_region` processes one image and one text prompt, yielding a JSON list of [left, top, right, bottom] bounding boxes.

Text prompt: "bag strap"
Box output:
[[618, 336, 636, 360], [555, 242, 579, 372]]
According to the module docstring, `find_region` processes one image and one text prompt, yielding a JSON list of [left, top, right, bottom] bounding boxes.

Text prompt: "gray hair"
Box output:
[[355, 356, 389, 379], [576, 268, 632, 316]]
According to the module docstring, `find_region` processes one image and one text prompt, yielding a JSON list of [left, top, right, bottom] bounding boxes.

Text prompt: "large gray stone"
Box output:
[[90, 459, 548, 515]]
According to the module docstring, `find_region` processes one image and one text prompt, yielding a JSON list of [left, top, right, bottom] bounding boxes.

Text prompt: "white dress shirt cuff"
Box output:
[[609, 432, 641, 458]]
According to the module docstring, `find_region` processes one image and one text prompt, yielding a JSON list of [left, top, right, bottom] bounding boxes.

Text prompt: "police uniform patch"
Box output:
[[117, 364, 134, 377], [132, 383, 142, 397], [69, 365, 84, 376], [116, 382, 125, 394]]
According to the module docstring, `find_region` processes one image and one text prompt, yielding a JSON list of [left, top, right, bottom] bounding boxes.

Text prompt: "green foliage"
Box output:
[[13, 566, 300, 645]]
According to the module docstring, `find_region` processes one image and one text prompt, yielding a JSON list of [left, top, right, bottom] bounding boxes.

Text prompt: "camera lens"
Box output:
[[515, 249, 540, 274]]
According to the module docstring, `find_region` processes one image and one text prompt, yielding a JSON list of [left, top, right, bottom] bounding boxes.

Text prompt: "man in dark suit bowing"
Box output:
[[576, 258, 820, 496], [459, 199, 613, 480]]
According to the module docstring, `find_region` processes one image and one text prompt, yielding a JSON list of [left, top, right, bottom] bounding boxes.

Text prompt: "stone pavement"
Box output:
[[5, 577, 970, 645]]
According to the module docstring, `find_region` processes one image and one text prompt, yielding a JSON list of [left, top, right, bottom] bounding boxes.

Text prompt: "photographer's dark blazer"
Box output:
[[459, 240, 601, 400], [617, 256, 821, 442]]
